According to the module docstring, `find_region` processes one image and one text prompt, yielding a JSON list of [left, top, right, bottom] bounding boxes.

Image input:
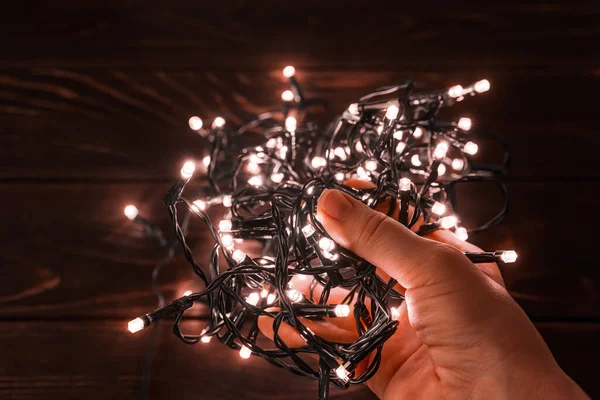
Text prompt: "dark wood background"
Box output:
[[1, 2, 599, 399]]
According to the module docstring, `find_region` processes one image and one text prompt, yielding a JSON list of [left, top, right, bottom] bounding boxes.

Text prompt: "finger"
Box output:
[[426, 229, 505, 288], [317, 189, 475, 290]]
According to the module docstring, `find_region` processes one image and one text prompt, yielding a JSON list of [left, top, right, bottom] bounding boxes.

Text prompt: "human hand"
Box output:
[[260, 188, 588, 399]]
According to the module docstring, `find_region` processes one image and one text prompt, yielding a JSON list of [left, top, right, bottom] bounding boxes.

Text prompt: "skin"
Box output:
[[259, 188, 589, 399]]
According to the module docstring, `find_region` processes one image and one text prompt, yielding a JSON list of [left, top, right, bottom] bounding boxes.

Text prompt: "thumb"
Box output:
[[317, 189, 474, 290]]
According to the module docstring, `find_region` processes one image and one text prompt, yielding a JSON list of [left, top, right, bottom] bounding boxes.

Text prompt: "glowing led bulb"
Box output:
[[355, 141, 364, 152], [376, 125, 384, 135], [219, 220, 232, 232], [311, 156, 327, 169], [192, 199, 206, 212], [437, 163, 447, 176], [399, 178, 412, 191], [202, 156, 211, 168], [365, 160, 378, 171], [348, 103, 359, 115], [458, 117, 472, 131], [279, 145, 288, 159], [247, 161, 260, 174], [413, 126, 423, 138], [271, 172, 284, 183], [500, 250, 518, 263], [248, 175, 263, 186], [474, 79, 491, 93], [302, 224, 316, 237], [335, 365, 350, 382], [124, 205, 139, 220], [287, 289, 303, 303], [456, 227, 469, 241], [283, 65, 295, 78], [448, 84, 464, 98], [232, 249, 247, 264], [440, 215, 458, 229], [464, 141, 479, 155], [335, 172, 345, 181], [334, 304, 350, 317], [266, 138, 277, 148], [434, 142, 449, 160], [267, 293, 277, 304], [221, 234, 234, 247], [396, 142, 406, 153], [357, 166, 370, 180], [239, 345, 252, 359], [393, 130, 403, 140], [212, 116, 225, 128], [281, 90, 294, 102], [285, 116, 297, 132], [385, 105, 399, 120], [188, 116, 203, 130], [452, 158, 465, 171], [180, 160, 196, 179], [201, 336, 212, 343], [319, 237, 335, 252], [431, 202, 446, 216], [334, 147, 347, 160], [411, 154, 422, 167], [391, 307, 400, 321], [246, 292, 260, 306], [128, 318, 145, 333], [222, 195, 232, 207]]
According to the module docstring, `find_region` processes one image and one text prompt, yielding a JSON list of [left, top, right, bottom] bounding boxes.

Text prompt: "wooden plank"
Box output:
[[0, 3, 598, 69], [0, 321, 597, 399], [0, 182, 598, 319], [0, 69, 598, 180]]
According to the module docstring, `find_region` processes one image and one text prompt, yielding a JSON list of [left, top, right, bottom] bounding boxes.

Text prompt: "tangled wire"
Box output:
[[125, 67, 516, 399]]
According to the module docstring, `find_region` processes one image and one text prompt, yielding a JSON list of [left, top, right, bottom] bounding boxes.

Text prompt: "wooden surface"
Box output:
[[1, 3, 599, 399]]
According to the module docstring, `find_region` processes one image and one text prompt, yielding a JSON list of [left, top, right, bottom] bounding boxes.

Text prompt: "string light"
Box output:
[[124, 205, 139, 221], [180, 160, 196, 179], [188, 116, 203, 131], [124, 69, 514, 399]]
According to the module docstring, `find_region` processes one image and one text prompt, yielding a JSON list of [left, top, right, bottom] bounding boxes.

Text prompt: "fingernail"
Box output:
[[318, 189, 354, 221]]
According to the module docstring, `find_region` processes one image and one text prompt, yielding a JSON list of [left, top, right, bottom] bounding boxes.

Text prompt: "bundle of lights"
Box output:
[[125, 66, 515, 399]]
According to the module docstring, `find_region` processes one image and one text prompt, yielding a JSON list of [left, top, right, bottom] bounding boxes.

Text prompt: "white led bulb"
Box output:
[[457, 117, 472, 131], [318, 237, 335, 252], [456, 227, 469, 241], [124, 205, 139, 221], [411, 154, 422, 167], [413, 126, 423, 138], [385, 105, 399, 120], [334, 304, 350, 317], [448, 85, 464, 98], [302, 224, 316, 237], [311, 156, 327, 169], [431, 202, 446, 216], [285, 116, 297, 132], [232, 250, 247, 264], [128, 318, 145, 333], [246, 292, 260, 306], [440, 215, 458, 229], [452, 158, 465, 171], [281, 90, 294, 102], [434, 142, 449, 160], [271, 172, 284, 183], [239, 345, 252, 359], [212, 116, 225, 128], [464, 141, 478, 155], [474, 79, 491, 93], [180, 160, 196, 179], [219, 219, 232, 232], [283, 65, 295, 78], [188, 116, 203, 131], [399, 178, 411, 191], [500, 250, 518, 263]]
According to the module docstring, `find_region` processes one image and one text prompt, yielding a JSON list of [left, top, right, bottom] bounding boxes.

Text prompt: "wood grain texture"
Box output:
[[0, 70, 599, 180], [1, 3, 599, 399], [0, 321, 597, 399]]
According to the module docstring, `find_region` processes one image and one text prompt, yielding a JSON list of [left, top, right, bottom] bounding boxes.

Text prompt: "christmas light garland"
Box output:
[[124, 67, 516, 399]]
